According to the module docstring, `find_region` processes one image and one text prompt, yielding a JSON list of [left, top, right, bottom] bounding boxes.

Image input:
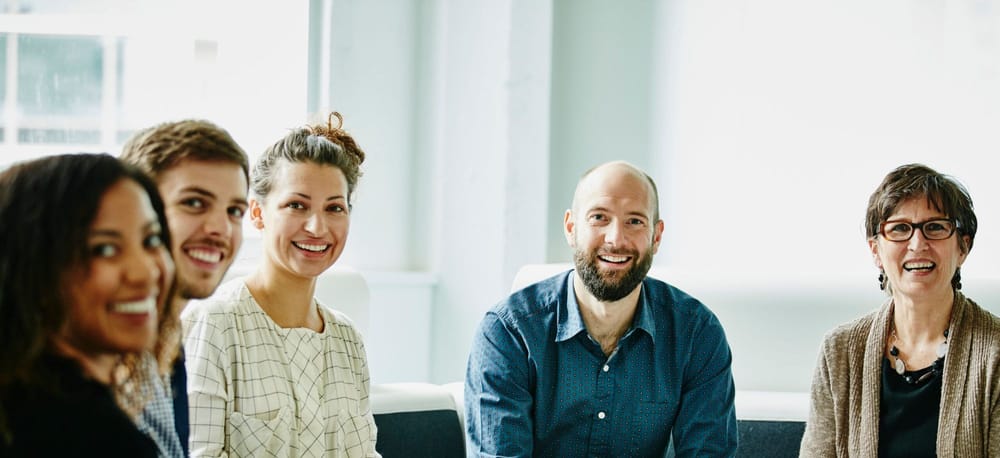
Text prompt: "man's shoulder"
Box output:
[[641, 276, 714, 319], [491, 270, 570, 322]]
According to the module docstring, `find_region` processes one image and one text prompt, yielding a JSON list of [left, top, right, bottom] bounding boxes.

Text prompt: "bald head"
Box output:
[[572, 161, 660, 223]]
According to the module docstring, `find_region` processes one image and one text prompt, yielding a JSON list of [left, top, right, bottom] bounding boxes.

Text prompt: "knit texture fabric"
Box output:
[[800, 292, 1000, 457]]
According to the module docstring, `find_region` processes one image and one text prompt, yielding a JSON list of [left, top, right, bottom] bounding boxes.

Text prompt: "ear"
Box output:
[[958, 234, 972, 265], [650, 219, 665, 255], [868, 237, 882, 269], [249, 198, 265, 230], [564, 209, 576, 248]]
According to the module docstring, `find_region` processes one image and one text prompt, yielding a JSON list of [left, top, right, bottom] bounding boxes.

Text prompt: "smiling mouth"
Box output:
[[186, 248, 223, 264], [903, 261, 936, 272], [293, 242, 330, 253], [598, 254, 632, 264], [112, 296, 156, 314]]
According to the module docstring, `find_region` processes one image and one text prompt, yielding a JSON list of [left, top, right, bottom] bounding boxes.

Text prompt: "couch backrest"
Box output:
[[371, 383, 465, 458]]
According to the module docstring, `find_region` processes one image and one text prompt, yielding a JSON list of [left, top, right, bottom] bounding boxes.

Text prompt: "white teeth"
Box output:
[[600, 255, 629, 263], [904, 261, 935, 270], [187, 249, 222, 263], [294, 242, 329, 253], [112, 297, 155, 314]]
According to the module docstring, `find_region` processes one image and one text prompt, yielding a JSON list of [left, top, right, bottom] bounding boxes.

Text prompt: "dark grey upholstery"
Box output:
[[737, 419, 806, 457], [373, 409, 465, 458]]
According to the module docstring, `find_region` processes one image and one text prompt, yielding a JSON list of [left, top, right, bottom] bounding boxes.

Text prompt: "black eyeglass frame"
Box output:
[[879, 218, 959, 242]]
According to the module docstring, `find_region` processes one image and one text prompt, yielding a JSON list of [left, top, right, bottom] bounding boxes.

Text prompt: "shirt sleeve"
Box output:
[[671, 313, 739, 458], [184, 312, 231, 458], [348, 325, 381, 458], [464, 311, 534, 458], [799, 337, 838, 458]]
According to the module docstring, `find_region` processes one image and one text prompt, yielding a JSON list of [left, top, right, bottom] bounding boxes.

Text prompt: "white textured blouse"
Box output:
[[182, 279, 379, 458]]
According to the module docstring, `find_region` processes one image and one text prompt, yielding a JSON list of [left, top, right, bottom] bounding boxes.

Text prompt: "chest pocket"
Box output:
[[228, 407, 292, 457], [327, 409, 378, 457]]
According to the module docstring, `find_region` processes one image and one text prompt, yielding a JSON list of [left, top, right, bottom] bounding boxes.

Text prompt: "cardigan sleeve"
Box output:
[[800, 337, 839, 458]]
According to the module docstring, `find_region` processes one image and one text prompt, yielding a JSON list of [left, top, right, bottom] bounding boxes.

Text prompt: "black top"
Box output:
[[171, 348, 189, 458], [878, 357, 942, 458], [1, 354, 158, 457]]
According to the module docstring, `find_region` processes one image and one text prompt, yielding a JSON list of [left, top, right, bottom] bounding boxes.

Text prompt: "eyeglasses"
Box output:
[[880, 218, 958, 242]]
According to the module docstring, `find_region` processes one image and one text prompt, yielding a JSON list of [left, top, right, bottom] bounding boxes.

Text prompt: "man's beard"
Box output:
[[573, 245, 654, 302]]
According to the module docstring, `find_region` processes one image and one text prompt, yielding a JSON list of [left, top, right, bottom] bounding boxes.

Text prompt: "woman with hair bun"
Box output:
[[183, 113, 378, 457]]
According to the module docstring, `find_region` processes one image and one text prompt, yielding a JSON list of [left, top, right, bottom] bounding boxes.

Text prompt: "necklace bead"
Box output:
[[889, 325, 949, 384]]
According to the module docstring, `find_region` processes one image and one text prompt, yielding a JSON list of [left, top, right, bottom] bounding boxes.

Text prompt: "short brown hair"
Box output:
[[865, 163, 977, 252], [120, 119, 249, 183]]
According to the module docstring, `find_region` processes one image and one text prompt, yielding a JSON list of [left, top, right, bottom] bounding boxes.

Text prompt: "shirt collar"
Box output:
[[556, 270, 658, 343]]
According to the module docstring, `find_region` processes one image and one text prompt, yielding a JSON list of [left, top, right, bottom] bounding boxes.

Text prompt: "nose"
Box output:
[[908, 227, 930, 251], [604, 220, 626, 247], [124, 248, 161, 288], [204, 209, 234, 238], [304, 212, 326, 235]]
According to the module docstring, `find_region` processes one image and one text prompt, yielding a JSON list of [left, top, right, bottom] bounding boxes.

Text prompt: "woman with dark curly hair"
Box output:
[[801, 163, 1000, 457], [184, 113, 378, 457], [0, 153, 177, 456]]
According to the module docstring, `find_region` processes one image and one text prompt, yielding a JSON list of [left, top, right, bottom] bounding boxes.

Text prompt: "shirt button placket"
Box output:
[[591, 360, 614, 456]]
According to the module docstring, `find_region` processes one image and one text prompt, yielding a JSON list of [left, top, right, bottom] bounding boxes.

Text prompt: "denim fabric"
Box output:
[[465, 270, 738, 458]]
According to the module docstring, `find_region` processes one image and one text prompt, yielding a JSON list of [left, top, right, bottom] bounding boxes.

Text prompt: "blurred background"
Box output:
[[1, 0, 997, 390]]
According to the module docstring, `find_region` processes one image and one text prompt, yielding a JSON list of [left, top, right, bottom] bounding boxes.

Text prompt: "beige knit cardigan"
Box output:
[[799, 292, 1000, 457]]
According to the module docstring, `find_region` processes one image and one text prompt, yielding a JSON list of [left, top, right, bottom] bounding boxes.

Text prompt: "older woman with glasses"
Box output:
[[800, 163, 1000, 457]]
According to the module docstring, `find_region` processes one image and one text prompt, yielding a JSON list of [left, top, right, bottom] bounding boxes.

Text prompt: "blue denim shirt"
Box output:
[[465, 270, 737, 457]]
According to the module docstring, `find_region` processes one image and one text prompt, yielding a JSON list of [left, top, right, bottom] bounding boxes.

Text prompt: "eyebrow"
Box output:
[[182, 186, 248, 205], [291, 192, 346, 202], [587, 206, 650, 219], [89, 221, 161, 239]]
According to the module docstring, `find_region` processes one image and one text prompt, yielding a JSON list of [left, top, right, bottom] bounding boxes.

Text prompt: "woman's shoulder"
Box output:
[[3, 361, 158, 456], [182, 278, 253, 319], [821, 305, 885, 351], [316, 302, 365, 341], [959, 295, 1000, 347]]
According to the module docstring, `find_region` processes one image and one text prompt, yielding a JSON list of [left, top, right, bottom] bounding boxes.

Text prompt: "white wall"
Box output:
[[304, 0, 1000, 388]]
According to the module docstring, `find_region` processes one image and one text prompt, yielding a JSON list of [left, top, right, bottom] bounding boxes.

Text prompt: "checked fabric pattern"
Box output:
[[183, 279, 379, 457]]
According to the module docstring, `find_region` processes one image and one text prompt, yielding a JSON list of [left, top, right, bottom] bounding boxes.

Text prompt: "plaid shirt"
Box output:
[[183, 279, 379, 458]]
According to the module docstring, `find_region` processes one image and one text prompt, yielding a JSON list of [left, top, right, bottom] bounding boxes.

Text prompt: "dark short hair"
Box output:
[[120, 119, 249, 184], [252, 112, 365, 207], [865, 163, 977, 250]]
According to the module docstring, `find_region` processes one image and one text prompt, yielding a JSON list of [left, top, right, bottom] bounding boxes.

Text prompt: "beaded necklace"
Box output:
[[889, 326, 949, 385]]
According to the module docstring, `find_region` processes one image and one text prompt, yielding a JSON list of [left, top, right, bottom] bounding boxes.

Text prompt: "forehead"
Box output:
[[573, 166, 654, 214], [160, 159, 248, 190], [95, 179, 156, 225], [271, 160, 347, 194]]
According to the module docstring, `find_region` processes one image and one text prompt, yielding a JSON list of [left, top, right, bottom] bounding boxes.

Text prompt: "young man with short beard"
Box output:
[[121, 120, 249, 458], [465, 161, 737, 457]]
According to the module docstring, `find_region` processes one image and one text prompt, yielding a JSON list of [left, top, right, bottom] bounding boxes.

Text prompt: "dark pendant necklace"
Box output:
[[889, 327, 949, 384]]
